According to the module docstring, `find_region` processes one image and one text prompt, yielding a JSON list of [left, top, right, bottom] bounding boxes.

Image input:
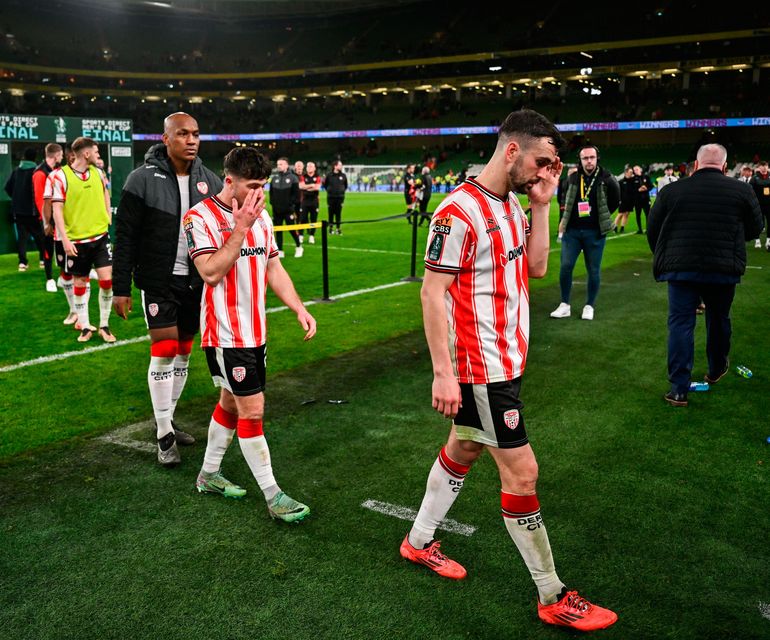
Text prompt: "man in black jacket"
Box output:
[[325, 160, 348, 234], [632, 165, 653, 234], [113, 112, 223, 465], [4, 147, 45, 272], [749, 160, 770, 250], [647, 143, 764, 407], [269, 157, 301, 257]]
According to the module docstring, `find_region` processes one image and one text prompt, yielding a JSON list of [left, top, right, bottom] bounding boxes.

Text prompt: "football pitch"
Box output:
[[1, 192, 768, 639]]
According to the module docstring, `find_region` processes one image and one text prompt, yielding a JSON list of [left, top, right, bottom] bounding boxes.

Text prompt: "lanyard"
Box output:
[[580, 172, 598, 201]]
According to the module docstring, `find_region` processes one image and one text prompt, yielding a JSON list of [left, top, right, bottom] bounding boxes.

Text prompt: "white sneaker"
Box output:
[[755, 239, 762, 249], [294, 246, 304, 258], [582, 305, 594, 320], [45, 279, 57, 292], [550, 303, 571, 318], [277, 250, 285, 258], [18, 263, 28, 272], [308, 235, 315, 245]]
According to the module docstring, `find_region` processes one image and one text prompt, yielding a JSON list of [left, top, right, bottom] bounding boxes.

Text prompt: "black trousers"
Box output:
[[327, 197, 344, 231], [16, 217, 52, 278], [635, 201, 650, 232], [272, 209, 299, 250], [666, 280, 735, 394]]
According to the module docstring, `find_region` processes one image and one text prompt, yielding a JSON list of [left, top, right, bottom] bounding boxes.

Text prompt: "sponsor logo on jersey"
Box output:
[[232, 366, 246, 383], [485, 216, 501, 234], [503, 408, 520, 430], [197, 181, 208, 194], [499, 244, 525, 266], [240, 246, 267, 257], [153, 172, 167, 179], [433, 216, 452, 235], [148, 303, 159, 317], [428, 233, 444, 261]]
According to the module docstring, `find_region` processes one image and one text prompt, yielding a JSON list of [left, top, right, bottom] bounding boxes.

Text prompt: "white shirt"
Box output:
[[173, 175, 191, 275]]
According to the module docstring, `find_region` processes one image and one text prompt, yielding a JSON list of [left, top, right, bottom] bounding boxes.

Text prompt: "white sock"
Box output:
[[170, 353, 191, 419], [73, 284, 90, 329], [148, 355, 175, 439], [238, 432, 280, 501], [98, 284, 112, 327], [408, 447, 470, 549], [501, 492, 565, 604], [201, 404, 236, 474], [60, 275, 75, 312]]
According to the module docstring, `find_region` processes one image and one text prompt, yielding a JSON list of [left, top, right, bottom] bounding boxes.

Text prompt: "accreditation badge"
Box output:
[[578, 201, 591, 217]]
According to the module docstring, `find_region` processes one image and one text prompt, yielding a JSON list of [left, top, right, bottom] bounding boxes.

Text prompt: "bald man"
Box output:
[[648, 143, 764, 407], [113, 113, 223, 466]]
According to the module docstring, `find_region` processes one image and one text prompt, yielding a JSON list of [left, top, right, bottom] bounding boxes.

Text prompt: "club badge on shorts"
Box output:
[[232, 366, 246, 383], [503, 409, 520, 430], [148, 303, 159, 317], [197, 181, 209, 195]]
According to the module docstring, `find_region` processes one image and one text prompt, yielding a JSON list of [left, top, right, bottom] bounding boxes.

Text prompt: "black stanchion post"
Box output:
[[402, 210, 422, 283], [321, 220, 330, 300]]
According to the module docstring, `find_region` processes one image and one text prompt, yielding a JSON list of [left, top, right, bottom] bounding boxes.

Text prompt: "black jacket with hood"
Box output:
[[113, 144, 222, 297]]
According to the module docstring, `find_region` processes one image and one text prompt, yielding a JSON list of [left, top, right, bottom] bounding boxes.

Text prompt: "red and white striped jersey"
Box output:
[[184, 195, 279, 348], [424, 177, 531, 384]]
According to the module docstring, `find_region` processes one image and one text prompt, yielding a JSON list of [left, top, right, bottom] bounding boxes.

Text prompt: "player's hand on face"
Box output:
[[297, 309, 317, 341], [527, 157, 563, 206], [432, 375, 462, 419], [232, 188, 262, 231]]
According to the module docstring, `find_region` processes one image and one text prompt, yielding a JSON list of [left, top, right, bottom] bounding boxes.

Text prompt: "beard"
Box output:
[[507, 155, 537, 194]]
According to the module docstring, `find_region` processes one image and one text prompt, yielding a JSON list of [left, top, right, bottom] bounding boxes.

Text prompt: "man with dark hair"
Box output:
[[300, 161, 322, 244], [416, 165, 433, 226], [4, 147, 46, 275], [403, 163, 417, 220], [32, 143, 63, 292], [51, 137, 115, 343], [551, 145, 620, 321], [269, 157, 302, 258], [400, 109, 617, 632], [113, 112, 223, 466], [185, 147, 316, 521], [648, 143, 763, 407], [324, 160, 347, 235], [749, 160, 770, 250]]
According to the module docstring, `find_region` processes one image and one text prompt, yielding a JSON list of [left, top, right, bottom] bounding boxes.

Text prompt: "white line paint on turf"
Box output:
[[759, 602, 770, 622], [0, 335, 150, 373], [746, 265, 763, 269], [361, 499, 477, 537], [2, 280, 414, 372], [96, 421, 155, 454]]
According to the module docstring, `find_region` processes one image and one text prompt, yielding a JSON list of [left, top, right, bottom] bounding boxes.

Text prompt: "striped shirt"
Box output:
[[184, 195, 278, 348], [424, 177, 531, 384]]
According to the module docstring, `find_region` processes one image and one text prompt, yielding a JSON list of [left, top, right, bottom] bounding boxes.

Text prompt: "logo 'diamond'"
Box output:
[[196, 181, 209, 195], [148, 303, 159, 317], [232, 366, 246, 382], [503, 409, 520, 430]]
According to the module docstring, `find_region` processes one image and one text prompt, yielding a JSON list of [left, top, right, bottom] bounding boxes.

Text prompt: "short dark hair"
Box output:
[[579, 145, 600, 159], [277, 156, 289, 163], [45, 143, 63, 157], [498, 109, 565, 153], [23, 147, 37, 161], [71, 137, 98, 154], [223, 147, 272, 180]]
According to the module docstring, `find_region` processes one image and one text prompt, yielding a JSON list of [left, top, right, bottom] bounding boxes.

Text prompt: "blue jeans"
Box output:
[[559, 227, 607, 306], [667, 281, 735, 394]]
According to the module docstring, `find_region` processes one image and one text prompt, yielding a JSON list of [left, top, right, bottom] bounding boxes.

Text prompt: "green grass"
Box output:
[[1, 192, 768, 639]]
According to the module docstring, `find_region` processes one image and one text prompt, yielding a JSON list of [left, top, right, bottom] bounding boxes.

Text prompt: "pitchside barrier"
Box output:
[[273, 210, 423, 300]]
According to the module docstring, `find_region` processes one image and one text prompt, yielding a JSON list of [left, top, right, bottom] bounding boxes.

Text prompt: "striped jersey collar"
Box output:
[[465, 177, 506, 202], [211, 194, 232, 212]]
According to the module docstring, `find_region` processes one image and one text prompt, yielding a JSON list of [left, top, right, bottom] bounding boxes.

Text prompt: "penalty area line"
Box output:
[[361, 499, 476, 537]]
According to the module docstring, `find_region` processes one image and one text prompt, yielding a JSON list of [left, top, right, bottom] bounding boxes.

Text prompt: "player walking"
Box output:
[[400, 110, 617, 632], [186, 147, 315, 522]]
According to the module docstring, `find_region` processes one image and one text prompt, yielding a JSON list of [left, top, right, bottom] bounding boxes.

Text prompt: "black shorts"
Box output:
[[54, 240, 66, 269], [204, 345, 266, 397], [61, 235, 112, 277], [453, 378, 528, 449], [141, 275, 202, 336]]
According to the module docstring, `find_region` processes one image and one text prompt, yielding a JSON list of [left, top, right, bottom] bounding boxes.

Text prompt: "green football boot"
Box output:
[[196, 470, 247, 498], [267, 491, 310, 523]]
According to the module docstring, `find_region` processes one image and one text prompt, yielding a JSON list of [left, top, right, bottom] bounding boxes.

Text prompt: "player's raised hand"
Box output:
[[527, 157, 563, 206], [232, 188, 262, 232]]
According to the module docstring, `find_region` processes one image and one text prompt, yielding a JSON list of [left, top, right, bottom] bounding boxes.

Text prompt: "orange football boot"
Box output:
[[538, 589, 618, 631], [399, 536, 467, 580]]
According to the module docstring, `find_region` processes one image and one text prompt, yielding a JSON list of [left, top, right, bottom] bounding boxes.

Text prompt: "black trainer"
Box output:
[[664, 391, 688, 407], [705, 360, 729, 384], [171, 419, 195, 446]]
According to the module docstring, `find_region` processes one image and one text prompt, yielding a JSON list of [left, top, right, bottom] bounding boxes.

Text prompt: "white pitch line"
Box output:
[[361, 499, 477, 537], [759, 602, 770, 622], [0, 335, 150, 373], [1, 280, 416, 372], [96, 421, 156, 453], [327, 246, 412, 256], [746, 265, 764, 270]]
